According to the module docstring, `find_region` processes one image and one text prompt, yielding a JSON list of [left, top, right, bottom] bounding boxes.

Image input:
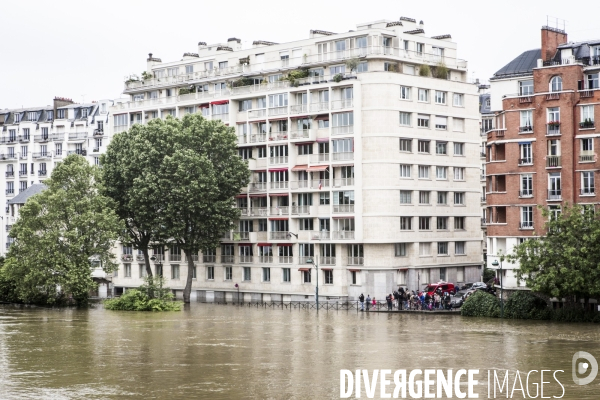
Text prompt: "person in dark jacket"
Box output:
[[386, 294, 392, 310], [359, 293, 365, 311], [366, 294, 371, 311]]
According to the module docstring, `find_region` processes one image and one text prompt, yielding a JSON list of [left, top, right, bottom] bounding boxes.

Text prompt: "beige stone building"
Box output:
[[110, 17, 483, 301]]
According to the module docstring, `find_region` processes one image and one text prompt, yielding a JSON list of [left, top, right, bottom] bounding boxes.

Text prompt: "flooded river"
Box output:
[[1, 304, 599, 399]]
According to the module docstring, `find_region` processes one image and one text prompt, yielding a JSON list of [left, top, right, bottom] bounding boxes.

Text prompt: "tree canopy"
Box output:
[[508, 205, 600, 302], [2, 155, 122, 305]]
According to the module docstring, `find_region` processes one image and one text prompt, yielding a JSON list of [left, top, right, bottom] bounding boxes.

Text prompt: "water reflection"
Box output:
[[0, 304, 599, 399]]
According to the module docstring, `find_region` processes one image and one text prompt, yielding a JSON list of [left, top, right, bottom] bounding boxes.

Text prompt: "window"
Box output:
[[47, 111, 54, 120], [243, 267, 251, 281], [282, 268, 291, 282], [297, 144, 313, 155], [453, 93, 464, 107], [56, 109, 65, 119], [453, 167, 465, 181], [400, 190, 412, 204], [332, 112, 353, 128], [321, 269, 333, 284], [419, 242, 431, 256], [581, 138, 593, 153], [400, 86, 411, 100], [258, 219, 267, 232], [399, 138, 412, 152], [454, 143, 465, 156], [419, 217, 431, 230], [454, 192, 465, 205], [549, 205, 561, 221], [521, 174, 533, 197], [454, 217, 465, 230], [299, 218, 314, 230], [351, 271, 358, 285], [356, 62, 368, 73], [400, 217, 412, 230], [520, 143, 532, 164], [520, 110, 533, 131], [550, 76, 563, 92], [435, 91, 447, 104], [330, 65, 346, 75], [582, 171, 595, 194], [303, 269, 312, 283], [124, 264, 131, 278], [191, 266, 197, 279], [519, 80, 534, 96], [81, 108, 89, 118], [225, 266, 232, 280], [581, 105, 595, 126], [262, 268, 271, 282], [437, 191, 448, 205], [399, 112, 411, 126], [139, 265, 148, 278], [416, 43, 424, 55], [548, 172, 561, 199], [417, 114, 430, 128], [436, 142, 447, 155], [437, 217, 448, 230], [453, 118, 464, 132], [437, 242, 448, 255], [436, 166, 447, 180], [395, 243, 407, 257], [435, 116, 448, 130], [319, 192, 330, 205], [419, 191, 430, 204], [399, 164, 411, 178], [521, 206, 533, 228], [418, 165, 430, 179], [455, 241, 466, 255], [171, 265, 180, 280], [588, 72, 600, 89], [384, 62, 397, 72], [418, 140, 430, 153], [185, 65, 194, 74], [418, 89, 429, 102]]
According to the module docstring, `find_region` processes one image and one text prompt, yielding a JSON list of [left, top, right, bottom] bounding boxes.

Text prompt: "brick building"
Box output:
[[486, 26, 600, 288]]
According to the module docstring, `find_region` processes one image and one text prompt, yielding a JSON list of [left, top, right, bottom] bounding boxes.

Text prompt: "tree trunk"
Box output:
[[142, 247, 153, 278], [183, 248, 195, 303]]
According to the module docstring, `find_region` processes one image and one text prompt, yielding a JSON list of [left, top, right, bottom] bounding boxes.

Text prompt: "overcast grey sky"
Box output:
[[1, 0, 598, 108]]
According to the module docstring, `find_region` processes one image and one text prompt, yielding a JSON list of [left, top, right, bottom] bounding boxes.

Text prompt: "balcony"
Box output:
[[290, 104, 308, 114], [298, 256, 313, 264], [233, 231, 250, 240], [309, 102, 329, 113], [332, 125, 354, 135], [19, 171, 27, 177], [545, 93, 560, 101], [270, 206, 289, 215], [270, 231, 290, 240], [32, 152, 51, 159], [546, 155, 561, 168], [269, 181, 289, 190], [68, 150, 87, 156], [320, 256, 336, 265], [310, 153, 329, 163], [5, 189, 14, 195], [151, 254, 163, 262], [212, 113, 229, 122], [519, 190, 533, 198], [249, 182, 267, 192], [239, 255, 253, 263], [202, 255, 216, 263], [290, 129, 311, 140], [259, 256, 273, 263], [34, 135, 50, 143], [93, 129, 105, 136], [38, 170, 47, 176], [3, 137, 17, 144], [580, 153, 594, 162], [51, 134, 65, 141], [333, 204, 354, 213], [581, 188, 595, 196], [0, 154, 17, 161], [291, 205, 310, 215], [310, 231, 331, 240], [481, 218, 487, 227], [5, 171, 14, 177], [331, 99, 354, 110], [268, 106, 288, 116], [518, 158, 533, 166], [332, 152, 354, 161], [333, 177, 354, 187], [580, 121, 595, 130], [546, 124, 561, 136], [68, 132, 88, 141], [238, 134, 267, 144], [347, 257, 364, 266], [18, 135, 30, 143], [519, 222, 534, 230], [249, 207, 268, 217], [332, 231, 355, 239], [269, 156, 288, 165], [548, 189, 562, 201], [5, 225, 12, 232], [185, 254, 199, 263], [237, 207, 248, 216], [269, 132, 288, 141], [278, 256, 293, 264], [519, 126, 533, 133], [221, 255, 235, 264], [169, 254, 182, 262]]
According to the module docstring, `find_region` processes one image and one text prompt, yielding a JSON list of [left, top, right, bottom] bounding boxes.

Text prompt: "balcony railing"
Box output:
[[579, 121, 595, 129], [548, 189, 562, 200], [18, 135, 31, 143], [298, 256, 313, 264], [347, 257, 364, 266], [309, 102, 329, 112], [519, 190, 533, 198], [331, 99, 354, 109], [333, 177, 354, 187], [311, 231, 331, 240], [581, 187, 595, 195], [259, 256, 273, 263], [0, 154, 17, 161], [5, 171, 13, 177], [518, 158, 533, 165], [221, 255, 235, 263], [238, 134, 267, 144], [202, 255, 216, 263], [291, 205, 310, 215], [233, 231, 250, 240], [333, 204, 354, 213], [320, 256, 336, 265], [51, 134, 65, 141], [38, 170, 47, 176], [546, 155, 561, 167], [519, 126, 533, 133], [32, 152, 51, 159], [269, 132, 288, 141], [332, 152, 354, 161], [5, 189, 14, 195], [249, 182, 267, 192], [290, 104, 308, 114], [269, 156, 288, 164], [290, 129, 311, 139], [519, 222, 534, 229], [269, 181, 289, 190], [546, 124, 561, 136], [270, 231, 290, 240], [270, 206, 289, 215], [332, 125, 354, 135], [239, 255, 253, 263], [268, 106, 288, 116], [249, 208, 268, 217], [331, 231, 355, 239], [68, 132, 88, 140], [34, 135, 50, 142], [579, 153, 594, 162], [19, 171, 27, 177], [185, 254, 199, 262], [212, 113, 229, 122], [169, 254, 182, 262], [279, 256, 293, 264], [310, 153, 329, 163]]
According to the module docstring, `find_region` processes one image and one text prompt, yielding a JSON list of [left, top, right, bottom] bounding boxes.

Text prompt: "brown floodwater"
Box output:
[[0, 304, 599, 399]]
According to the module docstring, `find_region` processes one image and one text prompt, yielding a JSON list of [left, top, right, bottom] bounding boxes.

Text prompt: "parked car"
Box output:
[[451, 289, 477, 308], [424, 282, 456, 296], [459, 282, 487, 291]]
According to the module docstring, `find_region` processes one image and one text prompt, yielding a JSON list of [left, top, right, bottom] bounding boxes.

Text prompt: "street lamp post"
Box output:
[[306, 258, 319, 310], [492, 258, 504, 318]]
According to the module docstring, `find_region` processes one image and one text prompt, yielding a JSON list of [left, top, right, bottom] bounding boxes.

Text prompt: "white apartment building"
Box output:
[[0, 97, 113, 255], [109, 17, 483, 302]]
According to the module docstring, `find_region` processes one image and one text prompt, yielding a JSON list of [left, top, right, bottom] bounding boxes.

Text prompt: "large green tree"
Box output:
[[508, 205, 600, 306], [156, 114, 249, 303], [3, 155, 122, 305]]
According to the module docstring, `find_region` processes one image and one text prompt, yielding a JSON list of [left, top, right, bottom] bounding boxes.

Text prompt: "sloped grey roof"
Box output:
[[479, 94, 491, 114], [491, 49, 540, 80], [8, 184, 47, 205]]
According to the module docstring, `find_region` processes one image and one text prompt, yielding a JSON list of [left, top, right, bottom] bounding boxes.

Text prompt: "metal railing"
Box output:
[[221, 255, 235, 263], [291, 205, 310, 215], [332, 125, 354, 135], [169, 254, 182, 262], [269, 156, 288, 165], [581, 188, 595, 195], [270, 231, 289, 240], [333, 204, 354, 213], [331, 231, 355, 239], [546, 125, 561, 136], [546, 155, 561, 167], [548, 189, 562, 200], [579, 153, 594, 162], [232, 231, 250, 240], [270, 206, 289, 215], [310, 153, 329, 163], [519, 126, 533, 133], [332, 152, 354, 161], [519, 222, 534, 229], [249, 182, 267, 192], [320, 256, 336, 265], [519, 190, 533, 198], [238, 134, 267, 144], [239, 255, 253, 263], [311, 231, 331, 240], [333, 178, 354, 187], [347, 257, 364, 266], [249, 208, 269, 217], [518, 158, 533, 165], [202, 255, 216, 263], [68, 132, 88, 140]]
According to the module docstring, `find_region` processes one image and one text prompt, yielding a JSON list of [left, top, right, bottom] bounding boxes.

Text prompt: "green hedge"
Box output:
[[460, 291, 501, 318], [104, 277, 182, 312], [504, 291, 549, 320]]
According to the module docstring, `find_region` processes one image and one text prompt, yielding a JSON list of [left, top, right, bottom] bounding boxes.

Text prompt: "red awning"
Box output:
[[257, 243, 272, 246], [290, 115, 310, 119], [291, 164, 308, 171], [210, 100, 229, 105], [268, 168, 288, 172], [253, 169, 267, 172], [275, 243, 292, 246], [307, 165, 328, 171], [314, 114, 329, 121], [316, 137, 330, 143], [269, 193, 289, 197], [199, 103, 210, 108], [268, 117, 288, 122], [268, 217, 288, 220], [331, 162, 354, 167], [249, 194, 267, 198], [294, 142, 315, 146], [348, 269, 362, 272], [398, 268, 409, 272], [321, 267, 333, 271], [332, 215, 355, 219], [238, 243, 252, 246], [298, 268, 310, 272]]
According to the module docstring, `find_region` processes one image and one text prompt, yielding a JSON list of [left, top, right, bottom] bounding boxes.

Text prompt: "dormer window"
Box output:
[[27, 112, 38, 121], [81, 108, 89, 118], [14, 113, 21, 123], [550, 76, 563, 92], [57, 109, 65, 119]]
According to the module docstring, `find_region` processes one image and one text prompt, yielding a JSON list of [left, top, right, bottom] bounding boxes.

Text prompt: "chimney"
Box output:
[[53, 97, 74, 114], [541, 26, 567, 62], [146, 52, 162, 73]]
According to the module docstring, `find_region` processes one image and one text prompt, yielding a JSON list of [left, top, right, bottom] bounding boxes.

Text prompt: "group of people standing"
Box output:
[[358, 288, 453, 311]]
